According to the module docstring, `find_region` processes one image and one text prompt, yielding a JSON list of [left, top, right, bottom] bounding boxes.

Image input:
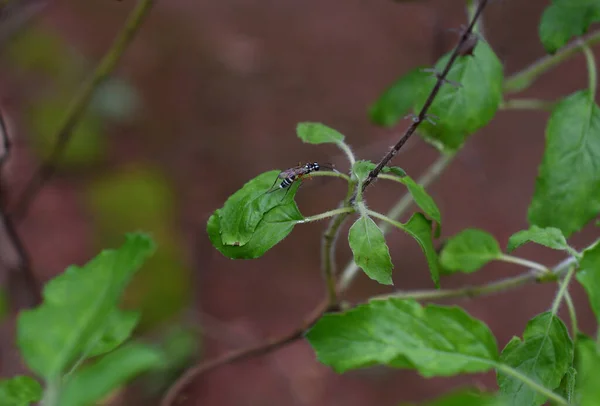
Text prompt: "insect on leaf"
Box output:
[[307, 298, 498, 375]]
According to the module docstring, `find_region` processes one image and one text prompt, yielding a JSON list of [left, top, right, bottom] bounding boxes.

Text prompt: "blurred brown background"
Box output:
[[0, 0, 598, 405]]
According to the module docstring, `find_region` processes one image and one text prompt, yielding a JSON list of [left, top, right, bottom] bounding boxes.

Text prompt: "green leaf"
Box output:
[[539, 0, 600, 54], [87, 310, 140, 357], [59, 343, 165, 406], [497, 312, 573, 406], [307, 298, 498, 375], [414, 41, 503, 151], [0, 376, 42, 406], [218, 170, 301, 246], [402, 213, 440, 287], [507, 226, 569, 253], [440, 229, 501, 273], [575, 335, 600, 406], [207, 202, 303, 259], [369, 67, 429, 127], [352, 160, 375, 182], [575, 241, 600, 323], [348, 216, 394, 285], [396, 175, 441, 226], [296, 122, 345, 144], [528, 91, 600, 237], [17, 234, 155, 380], [384, 166, 407, 177], [419, 389, 503, 406]]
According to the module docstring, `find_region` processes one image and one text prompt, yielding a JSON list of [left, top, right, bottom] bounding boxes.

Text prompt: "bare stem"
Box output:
[[499, 254, 549, 274], [10, 0, 155, 220], [500, 98, 556, 111]]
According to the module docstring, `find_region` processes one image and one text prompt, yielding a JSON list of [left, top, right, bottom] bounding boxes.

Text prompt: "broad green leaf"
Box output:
[[307, 298, 498, 375], [539, 0, 600, 54], [0, 376, 42, 406], [402, 213, 440, 287], [414, 41, 503, 151], [296, 122, 344, 144], [528, 91, 600, 237], [352, 160, 376, 182], [416, 389, 503, 406], [506, 226, 568, 253], [208, 202, 303, 259], [348, 216, 394, 285], [369, 67, 429, 127], [440, 229, 501, 273], [87, 310, 140, 357], [575, 335, 600, 406], [218, 171, 301, 246], [575, 241, 600, 323], [17, 234, 155, 380], [59, 343, 165, 406], [497, 313, 573, 406]]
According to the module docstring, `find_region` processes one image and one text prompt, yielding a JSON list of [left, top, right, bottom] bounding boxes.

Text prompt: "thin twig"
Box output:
[[361, 0, 490, 191], [0, 108, 41, 305], [161, 299, 330, 406], [10, 0, 155, 221]]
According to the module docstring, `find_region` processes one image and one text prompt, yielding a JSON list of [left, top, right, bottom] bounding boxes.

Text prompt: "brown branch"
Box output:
[[161, 299, 330, 406], [9, 0, 155, 221], [361, 0, 491, 192]]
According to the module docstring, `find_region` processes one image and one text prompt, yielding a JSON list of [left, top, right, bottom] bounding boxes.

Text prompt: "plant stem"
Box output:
[[551, 265, 576, 315], [338, 153, 455, 291], [499, 254, 549, 273], [494, 363, 568, 405], [11, 0, 155, 220], [298, 207, 355, 224], [366, 209, 405, 230], [581, 41, 597, 100], [336, 141, 356, 167], [564, 291, 578, 340], [500, 98, 556, 111], [504, 29, 600, 93], [41, 380, 60, 406], [372, 256, 576, 302]]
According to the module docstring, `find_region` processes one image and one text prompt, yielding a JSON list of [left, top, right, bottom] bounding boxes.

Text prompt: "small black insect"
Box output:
[[265, 162, 331, 201]]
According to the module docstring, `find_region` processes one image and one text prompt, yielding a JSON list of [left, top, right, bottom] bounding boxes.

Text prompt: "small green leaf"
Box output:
[[414, 42, 503, 151], [348, 216, 394, 285], [87, 310, 140, 357], [0, 376, 42, 406], [59, 343, 165, 406], [369, 67, 429, 127], [539, 0, 600, 54], [17, 234, 155, 380], [402, 213, 440, 287], [218, 171, 301, 247], [384, 166, 407, 177], [296, 122, 344, 144], [307, 298, 498, 375], [207, 202, 303, 259], [440, 229, 501, 273], [497, 312, 573, 406], [528, 91, 600, 237], [352, 160, 376, 182], [507, 226, 569, 253], [397, 175, 441, 226], [420, 389, 503, 406], [575, 335, 600, 406], [576, 241, 600, 323]]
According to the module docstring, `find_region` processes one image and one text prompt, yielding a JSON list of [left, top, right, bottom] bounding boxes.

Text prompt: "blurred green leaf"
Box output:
[[497, 312, 573, 406], [402, 213, 440, 287], [348, 215, 394, 285], [218, 170, 301, 247], [307, 298, 498, 375], [576, 241, 600, 323], [17, 234, 155, 380], [507, 226, 569, 253], [528, 91, 600, 237], [414, 42, 503, 151], [575, 335, 600, 406], [59, 343, 165, 406], [296, 122, 344, 144], [0, 376, 42, 406], [369, 67, 428, 127], [395, 175, 441, 227], [440, 229, 501, 273], [416, 389, 504, 406], [87, 310, 140, 357], [539, 0, 600, 53]]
